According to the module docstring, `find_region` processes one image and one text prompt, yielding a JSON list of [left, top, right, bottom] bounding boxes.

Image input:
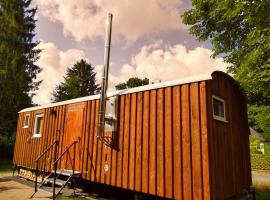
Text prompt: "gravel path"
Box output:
[[252, 171, 270, 191]]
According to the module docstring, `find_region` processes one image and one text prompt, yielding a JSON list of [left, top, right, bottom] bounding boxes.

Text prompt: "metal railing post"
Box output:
[[53, 161, 57, 200], [35, 161, 38, 193], [30, 140, 59, 199]]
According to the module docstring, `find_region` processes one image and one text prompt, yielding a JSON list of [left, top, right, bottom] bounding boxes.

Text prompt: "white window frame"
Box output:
[[212, 95, 227, 122], [32, 113, 44, 138], [23, 113, 30, 128]]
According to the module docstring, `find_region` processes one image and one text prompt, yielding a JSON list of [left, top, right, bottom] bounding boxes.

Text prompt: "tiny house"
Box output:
[[13, 71, 252, 199]]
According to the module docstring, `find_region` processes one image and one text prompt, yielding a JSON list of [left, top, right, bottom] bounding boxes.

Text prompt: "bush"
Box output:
[[0, 134, 14, 158]]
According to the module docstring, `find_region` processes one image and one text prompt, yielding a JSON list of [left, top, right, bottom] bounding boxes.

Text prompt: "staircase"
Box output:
[[37, 170, 80, 197], [31, 140, 79, 199]]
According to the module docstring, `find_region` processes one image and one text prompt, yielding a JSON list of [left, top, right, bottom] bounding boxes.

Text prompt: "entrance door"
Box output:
[[61, 102, 86, 171]]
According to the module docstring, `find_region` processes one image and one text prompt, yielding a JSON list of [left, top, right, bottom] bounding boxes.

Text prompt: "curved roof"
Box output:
[[19, 71, 241, 113]]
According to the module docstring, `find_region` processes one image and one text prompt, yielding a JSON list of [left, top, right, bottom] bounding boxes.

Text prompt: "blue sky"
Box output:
[[32, 0, 227, 105]]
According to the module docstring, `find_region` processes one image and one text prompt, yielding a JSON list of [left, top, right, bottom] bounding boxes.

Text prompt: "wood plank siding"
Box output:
[[207, 72, 252, 199], [13, 71, 251, 199]]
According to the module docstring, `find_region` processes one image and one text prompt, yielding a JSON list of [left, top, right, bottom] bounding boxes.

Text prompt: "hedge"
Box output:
[[251, 153, 270, 171]]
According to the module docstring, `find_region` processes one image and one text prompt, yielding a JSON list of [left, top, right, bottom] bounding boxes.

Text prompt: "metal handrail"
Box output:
[[31, 140, 59, 198], [52, 140, 78, 200], [35, 140, 59, 162], [53, 140, 77, 165]]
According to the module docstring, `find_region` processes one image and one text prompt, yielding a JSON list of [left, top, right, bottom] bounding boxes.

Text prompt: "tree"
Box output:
[[115, 77, 149, 90], [0, 0, 41, 150], [182, 0, 270, 137], [248, 104, 270, 139], [182, 0, 270, 105], [52, 59, 101, 102]]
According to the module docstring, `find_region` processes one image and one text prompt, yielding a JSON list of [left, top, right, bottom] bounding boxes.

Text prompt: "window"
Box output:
[[23, 114, 30, 128], [212, 95, 227, 122], [33, 114, 44, 138]]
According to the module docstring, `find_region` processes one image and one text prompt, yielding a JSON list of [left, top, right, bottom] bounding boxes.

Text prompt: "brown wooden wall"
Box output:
[[78, 82, 211, 199], [13, 105, 67, 171], [13, 72, 252, 200], [207, 72, 252, 199]]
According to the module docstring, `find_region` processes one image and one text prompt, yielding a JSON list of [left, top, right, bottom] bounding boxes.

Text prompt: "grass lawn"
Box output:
[[256, 190, 270, 200], [0, 159, 13, 175]]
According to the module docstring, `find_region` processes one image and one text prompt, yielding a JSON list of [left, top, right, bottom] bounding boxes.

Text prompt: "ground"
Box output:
[[0, 159, 270, 199], [0, 172, 51, 200]]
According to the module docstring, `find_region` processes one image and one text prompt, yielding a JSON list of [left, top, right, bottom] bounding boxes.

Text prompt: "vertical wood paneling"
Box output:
[[206, 81, 216, 200], [172, 86, 182, 200], [105, 135, 112, 185], [199, 82, 211, 200], [13, 73, 252, 200], [51, 107, 59, 169], [110, 103, 118, 189], [59, 105, 66, 169], [82, 102, 91, 179], [208, 72, 252, 199], [190, 83, 203, 199], [96, 112, 103, 182], [13, 115, 22, 164], [17, 114, 24, 165], [116, 96, 125, 187], [87, 101, 96, 180], [165, 87, 173, 198], [149, 90, 157, 195], [142, 91, 149, 193], [157, 88, 164, 197], [122, 94, 131, 188], [100, 142, 105, 183], [181, 84, 192, 199], [135, 92, 143, 191], [90, 100, 99, 181], [128, 93, 137, 190]]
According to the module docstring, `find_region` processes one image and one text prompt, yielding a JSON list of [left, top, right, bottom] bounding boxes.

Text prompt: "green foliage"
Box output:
[[182, 0, 270, 105], [115, 77, 149, 90], [249, 105, 270, 139], [52, 59, 100, 102], [0, 0, 41, 152]]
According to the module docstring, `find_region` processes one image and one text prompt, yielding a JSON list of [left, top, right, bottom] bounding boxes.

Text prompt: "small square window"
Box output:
[[23, 114, 30, 128], [212, 95, 227, 122], [33, 114, 44, 138]]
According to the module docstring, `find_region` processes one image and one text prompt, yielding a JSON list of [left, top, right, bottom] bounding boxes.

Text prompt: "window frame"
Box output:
[[212, 95, 227, 122], [32, 113, 44, 138], [23, 113, 30, 128]]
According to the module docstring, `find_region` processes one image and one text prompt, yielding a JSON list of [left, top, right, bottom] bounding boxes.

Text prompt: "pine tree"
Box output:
[[0, 0, 41, 150], [52, 59, 101, 102]]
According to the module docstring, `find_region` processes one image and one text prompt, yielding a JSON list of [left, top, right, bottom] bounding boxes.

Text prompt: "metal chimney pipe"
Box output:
[[98, 13, 113, 138]]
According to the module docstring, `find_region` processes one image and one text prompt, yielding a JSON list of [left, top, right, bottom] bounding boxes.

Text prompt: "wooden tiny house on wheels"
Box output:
[[13, 71, 252, 199]]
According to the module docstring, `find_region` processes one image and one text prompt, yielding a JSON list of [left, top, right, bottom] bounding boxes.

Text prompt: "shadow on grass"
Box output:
[[255, 190, 270, 200]]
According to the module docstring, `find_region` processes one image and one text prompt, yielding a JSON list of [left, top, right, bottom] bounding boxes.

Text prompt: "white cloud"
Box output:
[[35, 0, 183, 43], [34, 41, 227, 105], [96, 41, 228, 90], [33, 42, 87, 105]]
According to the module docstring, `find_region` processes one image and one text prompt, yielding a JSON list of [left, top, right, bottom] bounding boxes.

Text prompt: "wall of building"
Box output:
[[13, 72, 252, 199], [207, 72, 252, 199]]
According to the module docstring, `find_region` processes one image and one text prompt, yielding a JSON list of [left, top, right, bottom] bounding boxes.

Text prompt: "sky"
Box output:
[[32, 0, 228, 105]]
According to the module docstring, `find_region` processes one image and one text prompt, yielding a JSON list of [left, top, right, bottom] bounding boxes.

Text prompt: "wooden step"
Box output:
[[46, 177, 67, 187], [55, 169, 81, 176]]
